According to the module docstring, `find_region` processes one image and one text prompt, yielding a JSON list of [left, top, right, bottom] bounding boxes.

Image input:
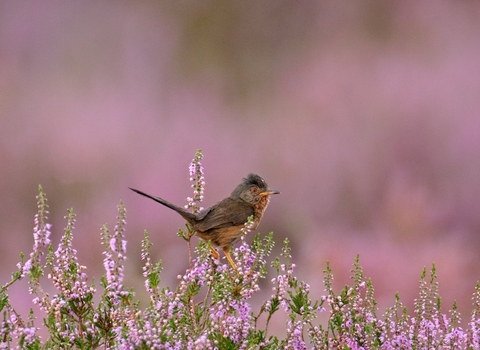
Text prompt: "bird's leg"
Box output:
[[222, 246, 237, 271], [209, 246, 219, 260]]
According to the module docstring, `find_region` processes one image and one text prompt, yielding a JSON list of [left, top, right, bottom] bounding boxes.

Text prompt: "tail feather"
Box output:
[[129, 188, 197, 224]]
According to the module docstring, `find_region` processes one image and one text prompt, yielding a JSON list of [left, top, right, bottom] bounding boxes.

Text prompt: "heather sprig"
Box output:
[[41, 208, 97, 348], [101, 202, 129, 302], [2, 151, 480, 349], [25, 185, 51, 293], [141, 231, 163, 299], [179, 149, 206, 268], [185, 149, 205, 214]]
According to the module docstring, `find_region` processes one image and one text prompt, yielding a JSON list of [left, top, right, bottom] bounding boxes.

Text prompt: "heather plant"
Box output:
[[2, 150, 480, 349]]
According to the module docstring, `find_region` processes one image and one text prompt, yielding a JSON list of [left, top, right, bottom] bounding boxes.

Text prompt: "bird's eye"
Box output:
[[250, 187, 259, 194]]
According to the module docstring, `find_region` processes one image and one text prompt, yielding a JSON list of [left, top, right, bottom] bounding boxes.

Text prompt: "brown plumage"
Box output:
[[130, 173, 280, 269]]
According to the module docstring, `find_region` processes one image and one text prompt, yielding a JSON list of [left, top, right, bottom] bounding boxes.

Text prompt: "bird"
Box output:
[[129, 173, 280, 270]]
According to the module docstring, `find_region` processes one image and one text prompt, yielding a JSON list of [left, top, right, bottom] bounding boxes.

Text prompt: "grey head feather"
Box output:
[[242, 173, 268, 191]]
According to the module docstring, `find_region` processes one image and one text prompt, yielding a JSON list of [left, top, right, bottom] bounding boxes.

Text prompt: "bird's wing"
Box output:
[[194, 197, 254, 232]]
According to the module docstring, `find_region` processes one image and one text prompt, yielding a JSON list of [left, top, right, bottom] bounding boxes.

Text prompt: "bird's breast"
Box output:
[[253, 195, 271, 222]]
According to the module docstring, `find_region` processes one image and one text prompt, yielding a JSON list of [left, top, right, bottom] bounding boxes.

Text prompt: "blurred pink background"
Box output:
[[2, 1, 480, 329]]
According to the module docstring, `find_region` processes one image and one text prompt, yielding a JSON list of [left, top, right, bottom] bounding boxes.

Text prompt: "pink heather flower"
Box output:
[[109, 237, 117, 252], [287, 321, 307, 350], [49, 214, 96, 312], [194, 334, 210, 349], [16, 259, 33, 278], [186, 150, 205, 213], [28, 219, 52, 270]]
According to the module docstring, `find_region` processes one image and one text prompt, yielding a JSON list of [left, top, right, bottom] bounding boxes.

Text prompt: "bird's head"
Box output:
[[232, 173, 280, 205]]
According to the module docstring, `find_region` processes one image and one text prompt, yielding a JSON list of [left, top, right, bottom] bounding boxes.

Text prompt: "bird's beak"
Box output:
[[260, 189, 281, 196]]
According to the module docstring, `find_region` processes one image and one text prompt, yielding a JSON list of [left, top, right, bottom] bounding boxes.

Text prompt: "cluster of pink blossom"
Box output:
[[185, 149, 205, 213]]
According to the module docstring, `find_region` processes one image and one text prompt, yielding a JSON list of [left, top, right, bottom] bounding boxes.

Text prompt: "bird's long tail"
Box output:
[[129, 188, 197, 224]]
